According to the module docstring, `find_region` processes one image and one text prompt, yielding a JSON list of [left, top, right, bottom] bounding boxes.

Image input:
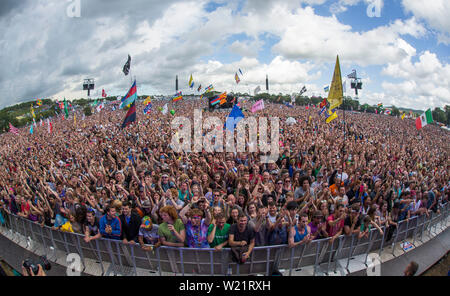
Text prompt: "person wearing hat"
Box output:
[[308, 210, 329, 240], [160, 174, 175, 192], [138, 216, 160, 251]]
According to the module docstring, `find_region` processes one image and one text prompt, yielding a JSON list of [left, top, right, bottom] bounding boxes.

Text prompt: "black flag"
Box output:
[[300, 86, 307, 95], [123, 55, 131, 76]]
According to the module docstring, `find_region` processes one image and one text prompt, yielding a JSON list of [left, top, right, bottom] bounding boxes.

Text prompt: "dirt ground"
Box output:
[[421, 252, 450, 276]]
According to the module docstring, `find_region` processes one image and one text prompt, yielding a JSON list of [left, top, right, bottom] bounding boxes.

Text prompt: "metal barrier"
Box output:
[[0, 202, 448, 276]]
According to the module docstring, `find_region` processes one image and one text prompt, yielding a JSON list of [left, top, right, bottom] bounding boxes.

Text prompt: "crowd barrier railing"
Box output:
[[0, 202, 448, 276]]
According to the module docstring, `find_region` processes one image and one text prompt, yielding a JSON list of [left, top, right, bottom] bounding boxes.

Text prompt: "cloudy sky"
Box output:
[[0, 0, 449, 110]]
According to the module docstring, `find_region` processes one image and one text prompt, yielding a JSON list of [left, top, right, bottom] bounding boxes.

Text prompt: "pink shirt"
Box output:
[[326, 214, 344, 237]]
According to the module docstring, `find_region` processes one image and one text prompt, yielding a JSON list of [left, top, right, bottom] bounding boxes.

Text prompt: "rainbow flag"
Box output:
[[210, 96, 221, 106], [173, 91, 183, 102], [37, 99, 42, 106]]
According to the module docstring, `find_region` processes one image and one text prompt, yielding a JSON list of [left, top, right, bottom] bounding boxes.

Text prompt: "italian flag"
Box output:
[[415, 109, 433, 130]]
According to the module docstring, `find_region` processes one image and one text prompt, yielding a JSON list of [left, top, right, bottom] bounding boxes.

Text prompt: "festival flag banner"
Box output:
[[74, 113, 76, 125], [30, 105, 36, 119], [37, 99, 42, 106], [401, 113, 406, 120], [319, 98, 327, 109], [173, 91, 183, 102], [121, 101, 136, 128], [225, 104, 245, 132], [30, 124, 33, 135], [210, 96, 221, 106], [415, 109, 433, 130], [347, 69, 356, 79], [324, 86, 329, 92], [197, 84, 202, 92], [319, 106, 326, 116], [284, 102, 294, 108], [343, 81, 346, 93], [123, 54, 131, 76], [47, 119, 52, 134], [218, 92, 227, 105], [327, 55, 343, 111], [205, 84, 214, 93], [102, 89, 107, 98], [251, 99, 265, 113], [239, 68, 243, 76], [9, 123, 19, 135], [235, 73, 240, 84], [325, 109, 338, 124], [385, 109, 391, 115], [96, 102, 105, 113], [63, 98, 69, 118], [254, 86, 261, 95], [120, 80, 137, 109], [143, 96, 152, 105], [143, 102, 152, 114], [189, 74, 194, 88]]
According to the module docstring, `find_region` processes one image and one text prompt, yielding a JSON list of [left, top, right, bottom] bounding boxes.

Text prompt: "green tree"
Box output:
[[391, 106, 400, 117], [83, 106, 92, 117], [432, 107, 446, 124]]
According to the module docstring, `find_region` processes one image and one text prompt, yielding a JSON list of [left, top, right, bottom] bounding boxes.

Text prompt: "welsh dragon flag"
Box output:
[[415, 109, 433, 130]]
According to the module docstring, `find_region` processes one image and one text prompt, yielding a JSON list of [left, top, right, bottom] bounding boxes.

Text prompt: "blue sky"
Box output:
[[0, 0, 449, 110]]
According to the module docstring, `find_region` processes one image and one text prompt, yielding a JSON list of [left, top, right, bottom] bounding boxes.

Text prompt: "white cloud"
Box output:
[[402, 0, 450, 44]]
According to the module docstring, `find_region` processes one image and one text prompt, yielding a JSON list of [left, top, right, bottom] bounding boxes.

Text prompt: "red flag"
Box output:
[[319, 98, 327, 109], [102, 89, 107, 98]]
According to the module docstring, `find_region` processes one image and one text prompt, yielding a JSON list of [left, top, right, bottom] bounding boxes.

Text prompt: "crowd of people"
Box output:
[[0, 97, 448, 264]]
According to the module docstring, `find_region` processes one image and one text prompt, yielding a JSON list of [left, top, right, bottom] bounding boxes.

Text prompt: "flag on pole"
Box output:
[[197, 84, 202, 92], [9, 123, 19, 135], [102, 89, 107, 98], [96, 103, 105, 113], [218, 92, 227, 105], [415, 109, 433, 130], [384, 109, 391, 115], [74, 113, 76, 125], [40, 118, 43, 127], [284, 102, 294, 108], [235, 73, 240, 84], [121, 101, 136, 128], [327, 55, 344, 110], [30, 105, 36, 119], [325, 109, 338, 124], [324, 86, 329, 92], [120, 80, 137, 109], [47, 119, 52, 134], [205, 85, 214, 93], [239, 69, 243, 76], [225, 104, 245, 132], [123, 55, 131, 76], [143, 96, 152, 105], [319, 98, 327, 109], [143, 102, 152, 114], [251, 99, 265, 113], [189, 74, 194, 88], [63, 98, 69, 118], [299, 86, 307, 95], [347, 69, 356, 79], [319, 106, 326, 116], [210, 96, 221, 106], [37, 99, 42, 106], [173, 91, 183, 102], [254, 86, 261, 95], [30, 124, 33, 135], [401, 113, 406, 120]]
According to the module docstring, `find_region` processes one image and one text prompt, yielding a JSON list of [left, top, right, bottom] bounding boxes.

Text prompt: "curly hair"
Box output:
[[159, 205, 179, 221], [188, 208, 204, 218]]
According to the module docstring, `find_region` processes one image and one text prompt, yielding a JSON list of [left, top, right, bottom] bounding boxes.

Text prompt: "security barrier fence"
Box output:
[[0, 203, 448, 276]]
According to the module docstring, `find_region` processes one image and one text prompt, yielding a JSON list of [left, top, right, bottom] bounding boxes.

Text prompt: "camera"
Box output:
[[22, 256, 51, 275]]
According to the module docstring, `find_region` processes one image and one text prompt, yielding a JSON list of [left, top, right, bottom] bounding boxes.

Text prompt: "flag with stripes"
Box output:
[[173, 91, 183, 102], [235, 73, 240, 84], [9, 123, 19, 135]]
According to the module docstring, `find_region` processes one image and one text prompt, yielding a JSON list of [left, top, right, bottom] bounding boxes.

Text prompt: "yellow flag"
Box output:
[[143, 96, 152, 105], [30, 105, 36, 119], [327, 55, 343, 110], [326, 109, 338, 124], [401, 113, 405, 120], [74, 113, 76, 125]]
